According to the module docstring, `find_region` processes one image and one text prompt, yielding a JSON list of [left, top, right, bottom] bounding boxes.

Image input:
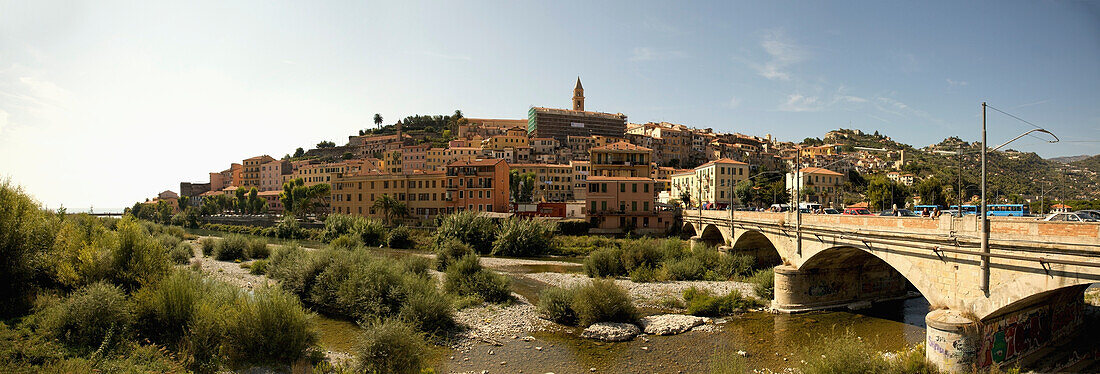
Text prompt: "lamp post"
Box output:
[[978, 102, 1059, 293]]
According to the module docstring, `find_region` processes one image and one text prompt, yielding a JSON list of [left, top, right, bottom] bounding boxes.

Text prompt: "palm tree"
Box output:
[[373, 113, 383, 128], [372, 195, 408, 226]]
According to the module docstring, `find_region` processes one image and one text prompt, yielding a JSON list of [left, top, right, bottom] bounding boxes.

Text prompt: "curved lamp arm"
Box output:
[[991, 128, 1059, 151]]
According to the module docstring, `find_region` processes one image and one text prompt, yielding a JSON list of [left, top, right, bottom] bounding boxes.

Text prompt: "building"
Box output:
[[330, 170, 447, 221], [180, 182, 211, 198], [590, 141, 653, 178], [886, 171, 916, 186], [444, 159, 510, 214], [260, 159, 288, 191], [242, 155, 276, 189], [786, 167, 847, 207], [527, 79, 627, 142], [669, 159, 749, 208], [510, 163, 574, 202], [481, 127, 530, 150], [346, 133, 412, 156], [570, 160, 590, 201], [293, 160, 368, 187], [585, 176, 670, 234], [258, 190, 283, 214]]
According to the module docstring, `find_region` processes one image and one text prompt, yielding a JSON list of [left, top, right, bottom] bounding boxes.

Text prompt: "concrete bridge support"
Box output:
[[772, 261, 911, 313], [925, 285, 1089, 372]]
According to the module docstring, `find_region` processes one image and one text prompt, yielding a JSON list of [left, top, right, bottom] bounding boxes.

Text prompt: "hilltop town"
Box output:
[[134, 79, 1100, 229]]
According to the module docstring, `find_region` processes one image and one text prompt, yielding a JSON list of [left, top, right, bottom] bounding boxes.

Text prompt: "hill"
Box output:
[[1049, 154, 1093, 163]]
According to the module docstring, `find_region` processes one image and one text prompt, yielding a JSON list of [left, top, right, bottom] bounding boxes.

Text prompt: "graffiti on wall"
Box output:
[[977, 289, 1086, 368]]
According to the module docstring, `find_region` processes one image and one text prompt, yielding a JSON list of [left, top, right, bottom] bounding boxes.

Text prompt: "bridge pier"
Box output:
[[772, 262, 910, 313], [925, 285, 1089, 372]]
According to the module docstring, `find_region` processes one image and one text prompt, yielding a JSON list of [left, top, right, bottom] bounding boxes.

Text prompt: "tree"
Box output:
[[372, 195, 408, 226], [280, 179, 330, 218], [509, 170, 535, 203], [914, 177, 947, 207], [342, 152, 353, 160], [734, 180, 755, 207], [316, 140, 336, 148], [679, 191, 692, 207], [374, 113, 383, 127], [866, 176, 909, 211], [293, 147, 305, 158]]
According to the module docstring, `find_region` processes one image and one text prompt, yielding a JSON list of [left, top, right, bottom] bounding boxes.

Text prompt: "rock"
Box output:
[[638, 314, 706, 336], [580, 322, 640, 342], [736, 350, 748, 357]]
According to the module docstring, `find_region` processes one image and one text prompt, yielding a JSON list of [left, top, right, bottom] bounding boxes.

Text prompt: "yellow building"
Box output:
[[242, 155, 275, 189], [510, 163, 574, 202], [330, 170, 447, 221], [590, 141, 653, 178], [670, 158, 750, 207]]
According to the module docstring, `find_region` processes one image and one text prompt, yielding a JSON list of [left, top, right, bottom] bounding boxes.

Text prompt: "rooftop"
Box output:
[[592, 141, 651, 152], [799, 167, 844, 176], [530, 106, 626, 120]]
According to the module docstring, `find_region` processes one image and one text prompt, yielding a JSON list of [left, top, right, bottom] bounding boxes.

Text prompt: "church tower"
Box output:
[[572, 77, 584, 111]]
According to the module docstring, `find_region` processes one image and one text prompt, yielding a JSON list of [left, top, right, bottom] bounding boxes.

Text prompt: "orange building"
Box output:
[[330, 170, 448, 221], [590, 141, 653, 177], [585, 176, 670, 234], [242, 155, 276, 189], [445, 159, 510, 214]]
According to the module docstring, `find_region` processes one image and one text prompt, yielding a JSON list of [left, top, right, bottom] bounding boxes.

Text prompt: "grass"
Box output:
[[538, 279, 637, 327], [748, 268, 774, 301], [443, 255, 512, 303], [683, 287, 761, 316], [355, 319, 428, 374], [800, 331, 939, 374]]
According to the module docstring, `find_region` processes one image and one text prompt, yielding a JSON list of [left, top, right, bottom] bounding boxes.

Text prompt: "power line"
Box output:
[[985, 104, 1054, 143]]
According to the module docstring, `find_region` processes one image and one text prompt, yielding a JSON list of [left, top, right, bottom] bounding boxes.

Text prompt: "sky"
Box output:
[[1, 1, 1098, 210]]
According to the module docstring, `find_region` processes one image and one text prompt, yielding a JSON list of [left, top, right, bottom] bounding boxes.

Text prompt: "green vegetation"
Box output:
[[212, 234, 268, 261], [434, 239, 474, 270], [434, 210, 496, 254], [169, 242, 193, 264], [387, 225, 415, 249], [280, 178, 331, 218], [355, 319, 429, 374], [683, 287, 761, 316], [537, 279, 637, 327], [372, 194, 408, 226], [322, 214, 386, 247], [491, 218, 557, 257], [0, 181, 319, 372], [582, 238, 763, 282], [443, 255, 512, 304], [748, 268, 775, 301], [200, 222, 323, 241], [800, 332, 938, 374]]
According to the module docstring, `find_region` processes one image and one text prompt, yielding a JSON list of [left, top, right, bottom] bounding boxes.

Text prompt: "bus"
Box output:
[[987, 204, 1029, 217], [949, 205, 978, 216]]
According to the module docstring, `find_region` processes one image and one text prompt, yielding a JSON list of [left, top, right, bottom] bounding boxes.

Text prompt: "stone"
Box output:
[[638, 314, 706, 336], [580, 322, 640, 342]]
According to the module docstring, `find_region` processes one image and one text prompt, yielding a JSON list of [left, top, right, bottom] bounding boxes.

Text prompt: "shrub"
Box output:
[[537, 286, 577, 325], [322, 214, 386, 247], [397, 281, 455, 334], [713, 254, 756, 281], [434, 239, 473, 271], [169, 242, 193, 264], [571, 279, 637, 327], [47, 216, 115, 289], [245, 238, 269, 259], [131, 271, 205, 345], [749, 268, 774, 301], [199, 237, 218, 257], [443, 255, 511, 303], [266, 244, 331, 300], [491, 218, 557, 257], [629, 266, 659, 282], [249, 259, 269, 275], [663, 257, 706, 281], [556, 220, 591, 236], [156, 233, 183, 250], [434, 211, 496, 254], [274, 215, 305, 239], [330, 233, 363, 251], [111, 217, 172, 290], [399, 256, 431, 278], [583, 247, 624, 278], [620, 239, 663, 271], [356, 319, 428, 374], [657, 238, 688, 261], [357, 218, 387, 247], [555, 235, 618, 257], [38, 282, 132, 350], [386, 226, 415, 249], [799, 332, 939, 374], [683, 287, 760, 317], [223, 286, 318, 366], [213, 234, 249, 261]]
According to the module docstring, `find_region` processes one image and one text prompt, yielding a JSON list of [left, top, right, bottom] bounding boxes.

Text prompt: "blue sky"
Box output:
[[1, 1, 1098, 209]]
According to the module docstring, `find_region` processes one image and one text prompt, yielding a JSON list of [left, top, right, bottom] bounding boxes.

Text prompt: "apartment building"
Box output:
[[330, 170, 447, 221], [241, 155, 275, 189], [346, 133, 412, 156], [669, 158, 750, 208], [444, 159, 509, 214], [260, 159, 289, 191], [293, 160, 367, 187], [590, 141, 653, 178], [258, 190, 283, 214], [786, 167, 846, 207], [570, 160, 590, 201], [510, 163, 574, 202], [585, 176, 670, 234]]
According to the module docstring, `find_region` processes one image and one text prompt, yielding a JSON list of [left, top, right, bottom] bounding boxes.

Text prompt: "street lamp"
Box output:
[[978, 102, 1059, 293]]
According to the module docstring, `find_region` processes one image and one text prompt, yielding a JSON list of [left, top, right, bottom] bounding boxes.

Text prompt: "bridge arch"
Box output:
[[775, 245, 932, 312], [696, 224, 726, 248], [679, 222, 697, 240], [730, 230, 783, 268]]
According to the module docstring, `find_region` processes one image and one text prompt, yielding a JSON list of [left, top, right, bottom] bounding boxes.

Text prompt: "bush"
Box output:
[[583, 247, 624, 278], [571, 279, 637, 327], [713, 254, 756, 281], [399, 256, 431, 278], [556, 220, 591, 236], [491, 218, 557, 257], [213, 234, 249, 261], [266, 244, 331, 300], [800, 332, 939, 374], [397, 281, 455, 334], [356, 319, 428, 374], [537, 286, 577, 325], [443, 255, 511, 303], [47, 216, 115, 289], [245, 238, 269, 259], [434, 239, 473, 271], [223, 286, 318, 366], [434, 211, 496, 254], [322, 214, 386, 247], [273, 215, 305, 239], [249, 259, 269, 275], [749, 268, 774, 301], [330, 233, 362, 251], [169, 242, 193, 264], [620, 239, 664, 272], [131, 271, 205, 345], [111, 217, 172, 290], [629, 266, 659, 282], [199, 237, 218, 257], [386, 226, 415, 249], [37, 282, 132, 350], [683, 287, 760, 317], [156, 233, 183, 251], [664, 257, 706, 281], [555, 235, 618, 256]]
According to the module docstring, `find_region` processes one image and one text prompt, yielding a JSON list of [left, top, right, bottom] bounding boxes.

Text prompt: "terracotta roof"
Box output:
[[244, 155, 275, 161], [799, 167, 844, 176], [586, 176, 655, 181], [257, 190, 281, 196], [591, 141, 651, 152], [697, 158, 748, 167], [448, 159, 506, 167]]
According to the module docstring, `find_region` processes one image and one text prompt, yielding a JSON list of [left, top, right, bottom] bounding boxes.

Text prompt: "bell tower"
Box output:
[[572, 77, 584, 111]]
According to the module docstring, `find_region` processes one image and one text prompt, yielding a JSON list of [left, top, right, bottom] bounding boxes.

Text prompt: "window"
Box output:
[[632, 201, 637, 211], [601, 201, 607, 211], [644, 201, 649, 211], [632, 183, 637, 193], [620, 184, 626, 193], [644, 183, 649, 193]]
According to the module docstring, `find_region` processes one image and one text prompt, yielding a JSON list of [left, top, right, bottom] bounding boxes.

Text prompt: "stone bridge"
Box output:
[[682, 210, 1100, 372]]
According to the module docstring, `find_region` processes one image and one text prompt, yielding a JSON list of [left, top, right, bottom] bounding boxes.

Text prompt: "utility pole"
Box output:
[[795, 149, 802, 256], [980, 102, 990, 294]]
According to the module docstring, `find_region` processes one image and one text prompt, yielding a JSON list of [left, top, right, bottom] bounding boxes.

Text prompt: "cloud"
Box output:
[[1015, 98, 1051, 108], [946, 78, 968, 87], [779, 94, 822, 112], [19, 76, 71, 103], [0, 109, 7, 134], [753, 30, 807, 81], [728, 97, 740, 108], [629, 47, 688, 61], [873, 96, 942, 124], [837, 95, 867, 103]]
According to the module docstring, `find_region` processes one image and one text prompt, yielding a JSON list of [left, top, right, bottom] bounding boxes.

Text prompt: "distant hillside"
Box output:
[[1070, 155, 1100, 172], [1049, 154, 1093, 163]]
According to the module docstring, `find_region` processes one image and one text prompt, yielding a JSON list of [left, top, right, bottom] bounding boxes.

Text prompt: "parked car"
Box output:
[[822, 208, 841, 215], [1073, 210, 1100, 220], [843, 208, 873, 215], [1042, 212, 1098, 222], [879, 209, 919, 217]]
